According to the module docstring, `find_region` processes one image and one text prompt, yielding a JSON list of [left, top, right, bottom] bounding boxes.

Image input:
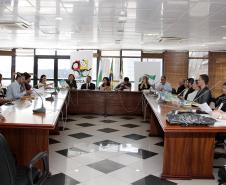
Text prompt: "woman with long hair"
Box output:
[[138, 76, 151, 91], [99, 77, 111, 91]]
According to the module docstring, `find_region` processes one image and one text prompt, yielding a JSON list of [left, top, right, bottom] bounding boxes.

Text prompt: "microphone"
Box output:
[[32, 87, 46, 113], [45, 93, 54, 102], [177, 87, 187, 97]]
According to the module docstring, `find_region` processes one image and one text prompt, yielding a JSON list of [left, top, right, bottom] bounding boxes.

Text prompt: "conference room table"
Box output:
[[143, 92, 226, 179], [0, 89, 69, 166], [1, 88, 224, 180]]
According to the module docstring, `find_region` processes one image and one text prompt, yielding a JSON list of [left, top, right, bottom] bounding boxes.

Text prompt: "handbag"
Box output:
[[166, 111, 216, 126]]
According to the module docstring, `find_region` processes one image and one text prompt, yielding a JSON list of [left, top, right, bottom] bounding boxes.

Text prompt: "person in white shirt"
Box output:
[[6, 73, 31, 100], [156, 75, 172, 93], [187, 80, 199, 102]]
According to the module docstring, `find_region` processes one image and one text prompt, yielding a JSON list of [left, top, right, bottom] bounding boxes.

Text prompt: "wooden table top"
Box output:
[[0, 89, 68, 129], [144, 93, 226, 133]]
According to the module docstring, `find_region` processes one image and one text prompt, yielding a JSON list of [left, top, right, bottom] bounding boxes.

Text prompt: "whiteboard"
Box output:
[[134, 61, 162, 91]]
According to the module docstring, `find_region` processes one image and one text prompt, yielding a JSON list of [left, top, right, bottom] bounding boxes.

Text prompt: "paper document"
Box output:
[[198, 103, 213, 114]]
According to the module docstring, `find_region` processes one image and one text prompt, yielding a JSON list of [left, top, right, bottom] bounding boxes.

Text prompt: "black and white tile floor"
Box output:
[[47, 115, 221, 185]]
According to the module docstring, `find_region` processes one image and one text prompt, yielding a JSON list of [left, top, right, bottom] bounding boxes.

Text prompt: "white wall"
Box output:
[[134, 61, 162, 91]]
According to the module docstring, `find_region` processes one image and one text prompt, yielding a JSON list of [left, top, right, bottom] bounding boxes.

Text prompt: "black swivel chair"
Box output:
[[0, 133, 50, 185]]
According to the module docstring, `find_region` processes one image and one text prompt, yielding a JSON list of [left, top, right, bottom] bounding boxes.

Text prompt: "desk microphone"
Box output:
[[177, 88, 187, 97], [32, 87, 46, 113]]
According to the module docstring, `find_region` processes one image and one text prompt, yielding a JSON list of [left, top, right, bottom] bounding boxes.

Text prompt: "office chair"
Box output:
[[0, 133, 50, 185]]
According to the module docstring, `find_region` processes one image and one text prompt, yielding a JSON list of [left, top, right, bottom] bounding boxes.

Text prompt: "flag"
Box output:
[[148, 75, 156, 81], [96, 64, 103, 87], [109, 59, 113, 81], [139, 74, 156, 82]]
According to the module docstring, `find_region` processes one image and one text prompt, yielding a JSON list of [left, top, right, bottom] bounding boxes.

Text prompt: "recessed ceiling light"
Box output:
[[120, 10, 126, 16], [55, 17, 63, 21], [118, 16, 127, 22], [222, 37, 226, 40], [221, 26, 226, 28], [144, 33, 159, 36]]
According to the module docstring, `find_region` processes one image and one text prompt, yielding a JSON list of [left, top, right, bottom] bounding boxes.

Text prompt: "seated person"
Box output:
[[176, 79, 186, 95], [212, 109, 226, 144], [178, 79, 189, 98], [210, 82, 226, 111], [81, 76, 95, 90], [0, 98, 11, 106], [184, 78, 195, 100], [6, 73, 31, 100], [0, 73, 6, 97], [212, 110, 226, 120], [115, 77, 131, 91], [0, 73, 3, 95], [66, 74, 77, 89], [0, 113, 5, 122], [187, 80, 199, 102], [138, 76, 151, 91], [23, 72, 32, 91], [156, 75, 172, 93], [194, 74, 212, 104], [38, 75, 53, 89], [99, 77, 111, 91]]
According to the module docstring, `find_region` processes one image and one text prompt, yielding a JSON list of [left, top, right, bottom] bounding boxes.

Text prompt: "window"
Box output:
[[57, 50, 74, 56], [2, 80, 11, 87], [0, 56, 12, 78], [189, 51, 208, 58], [16, 56, 34, 76], [122, 50, 141, 57], [100, 57, 120, 80], [36, 49, 55, 55], [101, 50, 120, 57], [122, 58, 141, 90], [189, 59, 208, 79], [38, 59, 54, 79], [188, 51, 209, 79], [122, 58, 141, 81], [58, 59, 71, 79], [92, 57, 97, 81]]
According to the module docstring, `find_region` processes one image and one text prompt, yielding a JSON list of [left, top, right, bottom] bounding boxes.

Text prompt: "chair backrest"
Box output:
[[0, 133, 17, 185]]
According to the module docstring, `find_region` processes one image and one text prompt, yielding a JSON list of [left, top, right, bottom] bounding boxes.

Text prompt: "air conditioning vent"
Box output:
[[159, 36, 184, 42], [0, 21, 31, 30]]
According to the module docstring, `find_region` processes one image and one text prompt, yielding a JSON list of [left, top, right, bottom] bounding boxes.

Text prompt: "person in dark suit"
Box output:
[[66, 74, 77, 89], [194, 74, 212, 104], [176, 79, 186, 95], [81, 75, 95, 90], [211, 82, 226, 145]]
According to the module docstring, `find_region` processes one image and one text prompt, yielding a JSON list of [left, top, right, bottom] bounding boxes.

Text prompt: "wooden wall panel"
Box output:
[[209, 52, 226, 97], [68, 90, 143, 115], [163, 51, 189, 89]]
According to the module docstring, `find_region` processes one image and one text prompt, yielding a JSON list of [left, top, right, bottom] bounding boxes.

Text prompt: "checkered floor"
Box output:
[[46, 115, 221, 185]]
